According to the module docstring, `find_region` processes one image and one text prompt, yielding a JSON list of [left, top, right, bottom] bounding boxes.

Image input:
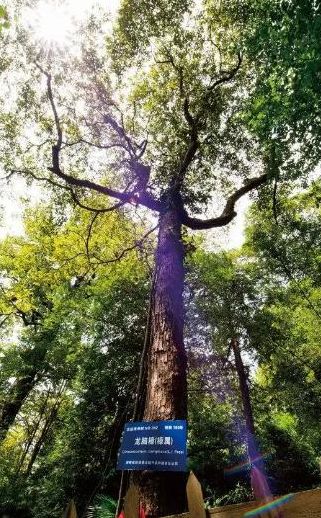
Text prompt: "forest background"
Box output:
[[0, 1, 321, 517]]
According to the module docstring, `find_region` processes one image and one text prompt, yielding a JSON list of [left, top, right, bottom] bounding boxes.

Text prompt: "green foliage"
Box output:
[[0, 0, 265, 217], [0, 201, 151, 516], [0, 5, 9, 32], [186, 188, 321, 498], [110, 0, 191, 64], [88, 496, 117, 518], [240, 0, 321, 177]]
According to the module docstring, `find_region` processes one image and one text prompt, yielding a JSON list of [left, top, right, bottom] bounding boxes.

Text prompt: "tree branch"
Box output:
[[85, 212, 100, 263], [35, 64, 161, 213], [158, 51, 197, 134], [62, 138, 127, 152], [181, 173, 268, 229], [47, 145, 161, 210], [103, 114, 135, 156], [70, 189, 125, 214], [176, 131, 198, 183], [158, 51, 199, 186], [35, 63, 62, 150], [9, 169, 70, 191], [273, 176, 279, 225], [91, 224, 158, 265], [207, 52, 243, 92]]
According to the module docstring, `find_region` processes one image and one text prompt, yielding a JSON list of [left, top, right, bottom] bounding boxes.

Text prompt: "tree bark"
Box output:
[[137, 207, 188, 517], [231, 338, 255, 440], [0, 374, 38, 442], [0, 329, 54, 442], [25, 397, 60, 476], [231, 338, 282, 516]]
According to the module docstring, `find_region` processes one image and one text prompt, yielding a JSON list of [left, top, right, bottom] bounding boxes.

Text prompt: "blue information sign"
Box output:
[[117, 420, 187, 472]]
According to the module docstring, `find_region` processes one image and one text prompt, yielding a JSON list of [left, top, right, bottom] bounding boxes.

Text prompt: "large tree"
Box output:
[[0, 1, 282, 514]]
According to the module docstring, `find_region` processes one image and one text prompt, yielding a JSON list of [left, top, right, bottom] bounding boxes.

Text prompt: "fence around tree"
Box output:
[[165, 486, 321, 518], [64, 475, 321, 517]]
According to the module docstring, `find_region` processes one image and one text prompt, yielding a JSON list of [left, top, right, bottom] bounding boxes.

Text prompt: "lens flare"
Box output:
[[224, 453, 269, 477], [244, 493, 294, 517]]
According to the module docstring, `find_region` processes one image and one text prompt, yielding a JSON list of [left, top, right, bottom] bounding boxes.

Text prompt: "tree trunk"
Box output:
[[0, 329, 54, 442], [17, 390, 51, 473], [231, 338, 255, 440], [137, 207, 188, 517], [0, 373, 38, 442], [25, 397, 60, 476], [231, 338, 281, 516]]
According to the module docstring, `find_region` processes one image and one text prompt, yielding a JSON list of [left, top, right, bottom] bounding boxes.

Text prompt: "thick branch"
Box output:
[[181, 173, 268, 230], [47, 151, 161, 210], [35, 64, 161, 213], [177, 133, 198, 182]]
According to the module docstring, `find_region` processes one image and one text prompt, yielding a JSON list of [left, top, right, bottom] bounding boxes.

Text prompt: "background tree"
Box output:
[[188, 241, 321, 500], [241, 179, 321, 493], [0, 201, 151, 517]]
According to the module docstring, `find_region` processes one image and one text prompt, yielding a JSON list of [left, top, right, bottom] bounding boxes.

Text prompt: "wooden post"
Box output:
[[123, 484, 140, 518], [63, 499, 77, 518], [186, 471, 206, 518]]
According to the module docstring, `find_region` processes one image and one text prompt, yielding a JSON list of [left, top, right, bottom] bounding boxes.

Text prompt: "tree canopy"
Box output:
[[0, 0, 321, 517]]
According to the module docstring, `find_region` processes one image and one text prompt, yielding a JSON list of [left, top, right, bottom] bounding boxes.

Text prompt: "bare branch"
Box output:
[[181, 173, 268, 229], [9, 169, 70, 191], [103, 114, 135, 157], [0, 171, 15, 182], [207, 52, 243, 92], [9, 170, 124, 213], [62, 139, 127, 152], [136, 139, 148, 160], [24, 138, 51, 154], [91, 224, 158, 265], [35, 64, 162, 213], [70, 189, 125, 213], [35, 62, 62, 164], [85, 212, 100, 262]]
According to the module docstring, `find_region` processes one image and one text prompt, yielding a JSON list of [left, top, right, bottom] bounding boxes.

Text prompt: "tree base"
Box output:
[[133, 471, 187, 517]]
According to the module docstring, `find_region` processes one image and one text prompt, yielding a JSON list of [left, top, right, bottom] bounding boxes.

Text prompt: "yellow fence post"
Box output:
[[186, 471, 206, 518], [123, 483, 140, 518], [63, 499, 78, 518]]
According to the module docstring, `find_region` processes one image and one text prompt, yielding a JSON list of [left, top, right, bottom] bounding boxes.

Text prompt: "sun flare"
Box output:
[[26, 0, 120, 50], [32, 1, 75, 46]]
